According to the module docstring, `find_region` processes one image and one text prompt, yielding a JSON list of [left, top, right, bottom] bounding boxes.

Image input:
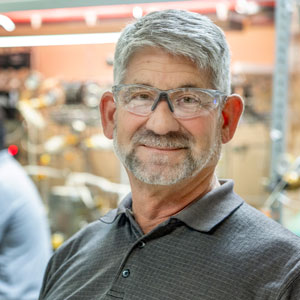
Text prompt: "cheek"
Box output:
[[182, 116, 220, 149], [115, 110, 146, 143]]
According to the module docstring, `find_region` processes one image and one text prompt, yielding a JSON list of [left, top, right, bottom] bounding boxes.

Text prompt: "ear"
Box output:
[[221, 94, 244, 144], [100, 91, 116, 139]]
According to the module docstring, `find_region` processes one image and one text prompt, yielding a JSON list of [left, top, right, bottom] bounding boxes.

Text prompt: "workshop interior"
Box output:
[[1, 0, 300, 249]]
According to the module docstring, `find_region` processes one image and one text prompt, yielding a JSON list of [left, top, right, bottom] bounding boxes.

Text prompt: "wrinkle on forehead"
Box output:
[[123, 47, 212, 89]]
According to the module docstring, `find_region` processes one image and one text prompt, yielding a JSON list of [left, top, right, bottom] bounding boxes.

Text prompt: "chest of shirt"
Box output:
[[43, 218, 282, 300]]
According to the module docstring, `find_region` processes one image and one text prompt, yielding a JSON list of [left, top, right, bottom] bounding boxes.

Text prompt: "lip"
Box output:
[[141, 145, 186, 152]]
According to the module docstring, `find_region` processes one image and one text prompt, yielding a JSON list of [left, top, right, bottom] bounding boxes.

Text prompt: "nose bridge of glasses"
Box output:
[[151, 91, 174, 113]]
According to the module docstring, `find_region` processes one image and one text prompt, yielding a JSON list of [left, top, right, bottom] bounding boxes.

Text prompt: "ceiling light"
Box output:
[[84, 11, 97, 27], [132, 6, 143, 19], [31, 13, 42, 29], [0, 32, 121, 48], [216, 2, 229, 21], [235, 0, 259, 15], [0, 14, 16, 32]]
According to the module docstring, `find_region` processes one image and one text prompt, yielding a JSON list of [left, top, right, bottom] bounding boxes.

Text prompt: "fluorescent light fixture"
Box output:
[[132, 6, 143, 19], [0, 14, 16, 32], [31, 13, 42, 29], [216, 3, 229, 21], [84, 11, 98, 27], [0, 32, 121, 48]]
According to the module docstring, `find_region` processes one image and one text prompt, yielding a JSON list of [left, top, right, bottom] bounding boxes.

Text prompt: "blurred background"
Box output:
[[0, 0, 300, 249]]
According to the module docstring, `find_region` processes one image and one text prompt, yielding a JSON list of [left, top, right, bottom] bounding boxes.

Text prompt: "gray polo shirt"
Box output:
[[39, 180, 300, 299]]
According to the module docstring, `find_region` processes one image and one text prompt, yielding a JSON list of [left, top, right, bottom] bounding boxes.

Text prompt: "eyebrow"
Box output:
[[178, 84, 199, 88]]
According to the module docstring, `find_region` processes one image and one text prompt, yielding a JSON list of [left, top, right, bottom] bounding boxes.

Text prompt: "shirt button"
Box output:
[[122, 269, 130, 278], [138, 241, 145, 248]]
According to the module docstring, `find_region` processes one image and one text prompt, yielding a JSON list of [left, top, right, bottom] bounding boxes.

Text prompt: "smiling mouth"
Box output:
[[141, 145, 187, 151]]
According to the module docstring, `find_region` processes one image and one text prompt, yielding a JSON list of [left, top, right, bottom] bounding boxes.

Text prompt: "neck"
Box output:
[[129, 169, 219, 234]]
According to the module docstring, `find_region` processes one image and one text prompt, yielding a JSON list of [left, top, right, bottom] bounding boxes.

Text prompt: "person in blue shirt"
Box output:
[[0, 108, 52, 300]]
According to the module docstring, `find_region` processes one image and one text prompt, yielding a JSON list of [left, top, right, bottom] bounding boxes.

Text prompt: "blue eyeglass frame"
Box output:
[[112, 84, 228, 114]]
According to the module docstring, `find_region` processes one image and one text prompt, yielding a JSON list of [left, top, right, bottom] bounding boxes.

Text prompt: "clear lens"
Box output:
[[113, 85, 223, 119], [120, 86, 155, 116]]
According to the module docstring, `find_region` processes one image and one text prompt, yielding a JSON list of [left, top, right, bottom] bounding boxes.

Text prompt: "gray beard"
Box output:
[[113, 127, 222, 186]]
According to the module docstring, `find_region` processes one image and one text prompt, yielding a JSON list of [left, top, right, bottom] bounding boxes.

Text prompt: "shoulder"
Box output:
[[49, 209, 119, 266], [39, 211, 119, 297], [0, 153, 41, 205], [225, 202, 300, 294], [0, 154, 48, 233], [225, 201, 300, 250], [237, 202, 299, 239]]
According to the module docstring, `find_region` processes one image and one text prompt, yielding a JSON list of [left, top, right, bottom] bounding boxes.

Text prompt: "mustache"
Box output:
[[131, 129, 194, 148]]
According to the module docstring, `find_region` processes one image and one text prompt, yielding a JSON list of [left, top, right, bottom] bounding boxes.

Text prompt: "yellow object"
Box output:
[[64, 151, 76, 162], [283, 171, 300, 189], [66, 134, 78, 145], [40, 154, 51, 166], [52, 233, 65, 250], [84, 138, 93, 148]]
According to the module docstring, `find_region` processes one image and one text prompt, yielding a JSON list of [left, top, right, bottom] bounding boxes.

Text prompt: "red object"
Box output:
[[3, 0, 275, 25], [8, 144, 19, 156]]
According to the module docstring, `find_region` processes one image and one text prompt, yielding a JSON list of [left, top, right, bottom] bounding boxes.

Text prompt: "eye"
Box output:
[[135, 93, 151, 100], [181, 96, 198, 104], [123, 89, 153, 104], [176, 95, 200, 106], [129, 89, 154, 101], [124, 90, 156, 108]]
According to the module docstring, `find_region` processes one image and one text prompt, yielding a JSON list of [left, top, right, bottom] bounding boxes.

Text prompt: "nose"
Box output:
[[145, 100, 180, 135], [151, 92, 174, 113]]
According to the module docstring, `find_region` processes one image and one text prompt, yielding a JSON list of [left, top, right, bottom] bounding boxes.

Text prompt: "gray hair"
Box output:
[[113, 9, 231, 94]]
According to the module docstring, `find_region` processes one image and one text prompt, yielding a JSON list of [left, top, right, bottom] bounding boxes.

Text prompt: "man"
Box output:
[[39, 10, 300, 299], [0, 108, 52, 300]]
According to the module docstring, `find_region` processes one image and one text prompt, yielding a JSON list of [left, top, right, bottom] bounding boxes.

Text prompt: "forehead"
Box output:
[[123, 47, 212, 89]]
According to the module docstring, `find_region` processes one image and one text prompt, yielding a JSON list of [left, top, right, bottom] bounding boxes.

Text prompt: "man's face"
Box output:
[[113, 47, 223, 186]]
